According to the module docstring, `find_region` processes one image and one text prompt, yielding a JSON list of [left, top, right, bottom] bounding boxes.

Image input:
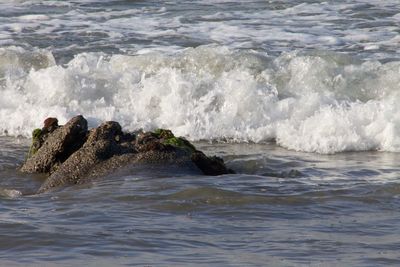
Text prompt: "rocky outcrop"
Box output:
[[21, 116, 88, 173], [21, 116, 233, 193]]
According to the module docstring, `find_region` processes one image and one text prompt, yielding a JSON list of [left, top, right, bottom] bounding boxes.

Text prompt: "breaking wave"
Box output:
[[1, 45, 400, 154]]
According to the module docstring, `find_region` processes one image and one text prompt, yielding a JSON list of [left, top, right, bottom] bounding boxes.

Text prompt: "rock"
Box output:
[[37, 121, 123, 193], [191, 151, 235, 175], [27, 117, 60, 159], [21, 116, 233, 193], [21, 115, 88, 173], [27, 128, 43, 159], [43, 117, 59, 132]]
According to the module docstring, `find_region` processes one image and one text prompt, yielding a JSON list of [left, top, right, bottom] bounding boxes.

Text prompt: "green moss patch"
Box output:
[[153, 128, 196, 153], [27, 128, 43, 159]]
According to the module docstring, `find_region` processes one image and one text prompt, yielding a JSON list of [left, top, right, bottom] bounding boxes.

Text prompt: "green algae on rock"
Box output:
[[154, 128, 196, 153], [26, 117, 61, 160], [27, 128, 43, 159]]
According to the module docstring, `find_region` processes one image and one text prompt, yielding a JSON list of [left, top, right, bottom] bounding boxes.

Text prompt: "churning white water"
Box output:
[[1, 46, 400, 153]]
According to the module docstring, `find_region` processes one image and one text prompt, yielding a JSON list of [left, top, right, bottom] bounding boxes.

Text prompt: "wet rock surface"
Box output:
[[21, 116, 233, 193], [21, 115, 88, 174]]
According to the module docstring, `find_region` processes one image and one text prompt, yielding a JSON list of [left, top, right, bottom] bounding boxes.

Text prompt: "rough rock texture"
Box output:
[[21, 115, 88, 173], [21, 116, 233, 193], [191, 151, 231, 176]]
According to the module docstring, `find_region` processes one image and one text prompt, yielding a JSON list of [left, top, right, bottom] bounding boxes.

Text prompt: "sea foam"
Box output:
[[1, 45, 400, 154]]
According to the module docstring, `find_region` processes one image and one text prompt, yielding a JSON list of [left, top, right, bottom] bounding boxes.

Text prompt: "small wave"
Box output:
[[164, 186, 309, 207], [0, 188, 22, 198]]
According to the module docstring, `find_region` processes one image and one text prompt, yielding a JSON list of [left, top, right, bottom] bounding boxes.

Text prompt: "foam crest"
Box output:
[[1, 46, 400, 153], [0, 188, 22, 198]]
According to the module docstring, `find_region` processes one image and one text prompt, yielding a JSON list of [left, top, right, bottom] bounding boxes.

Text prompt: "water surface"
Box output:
[[1, 0, 400, 266]]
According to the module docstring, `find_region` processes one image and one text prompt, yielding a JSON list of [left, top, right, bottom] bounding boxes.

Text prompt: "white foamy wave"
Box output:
[[0, 188, 22, 198], [1, 45, 400, 154]]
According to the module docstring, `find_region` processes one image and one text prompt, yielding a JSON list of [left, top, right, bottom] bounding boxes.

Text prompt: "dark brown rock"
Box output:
[[37, 120, 133, 193], [21, 115, 88, 173], [191, 151, 234, 176], [43, 117, 59, 132], [21, 116, 232, 193]]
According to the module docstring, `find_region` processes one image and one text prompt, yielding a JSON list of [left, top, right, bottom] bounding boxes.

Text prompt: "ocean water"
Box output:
[[1, 0, 400, 266]]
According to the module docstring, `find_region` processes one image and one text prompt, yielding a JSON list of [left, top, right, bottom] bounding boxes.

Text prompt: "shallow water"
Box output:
[[1, 138, 400, 266], [1, 0, 400, 266]]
